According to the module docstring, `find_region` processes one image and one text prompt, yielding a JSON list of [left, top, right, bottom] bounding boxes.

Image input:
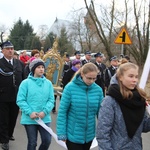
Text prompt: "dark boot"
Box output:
[[1, 143, 9, 150], [9, 136, 15, 141]]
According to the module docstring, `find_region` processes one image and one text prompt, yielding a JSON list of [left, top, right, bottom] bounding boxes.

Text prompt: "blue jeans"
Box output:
[[24, 123, 51, 150]]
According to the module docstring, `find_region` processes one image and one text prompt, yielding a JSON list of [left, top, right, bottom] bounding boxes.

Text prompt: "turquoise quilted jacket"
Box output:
[[17, 74, 54, 125], [57, 74, 103, 144]]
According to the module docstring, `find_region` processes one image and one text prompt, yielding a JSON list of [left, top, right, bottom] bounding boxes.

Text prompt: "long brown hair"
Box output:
[[116, 62, 147, 100]]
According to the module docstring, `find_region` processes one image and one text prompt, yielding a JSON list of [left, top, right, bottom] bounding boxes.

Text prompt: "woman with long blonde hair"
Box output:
[[96, 62, 150, 150]]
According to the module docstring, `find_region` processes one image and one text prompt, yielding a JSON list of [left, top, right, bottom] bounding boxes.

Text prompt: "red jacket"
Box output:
[[20, 55, 30, 65]]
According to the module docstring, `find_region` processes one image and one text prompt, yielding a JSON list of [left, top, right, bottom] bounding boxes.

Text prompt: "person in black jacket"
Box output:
[[94, 52, 106, 96], [62, 59, 81, 88], [52, 54, 72, 113], [0, 41, 25, 150], [81, 51, 91, 66], [62, 54, 72, 78], [105, 56, 118, 89]]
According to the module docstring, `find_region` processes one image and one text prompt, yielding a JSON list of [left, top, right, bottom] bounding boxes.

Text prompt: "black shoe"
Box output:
[[1, 143, 9, 150], [9, 136, 15, 141]]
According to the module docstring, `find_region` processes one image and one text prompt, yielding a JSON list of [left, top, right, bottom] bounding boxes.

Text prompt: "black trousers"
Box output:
[[52, 95, 57, 112], [0, 102, 19, 143], [52, 95, 61, 112], [66, 140, 92, 150]]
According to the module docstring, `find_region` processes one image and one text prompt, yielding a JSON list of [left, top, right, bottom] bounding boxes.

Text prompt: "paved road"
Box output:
[[0, 97, 150, 150]]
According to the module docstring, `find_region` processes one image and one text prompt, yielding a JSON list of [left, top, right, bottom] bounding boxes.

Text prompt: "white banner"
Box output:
[[35, 118, 98, 149], [139, 48, 150, 89]]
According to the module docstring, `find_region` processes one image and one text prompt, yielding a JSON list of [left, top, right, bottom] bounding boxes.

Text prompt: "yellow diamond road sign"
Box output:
[[114, 28, 132, 44]]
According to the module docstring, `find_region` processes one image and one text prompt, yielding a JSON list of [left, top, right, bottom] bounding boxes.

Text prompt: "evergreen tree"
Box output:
[[43, 36, 51, 52], [9, 18, 24, 50], [42, 32, 57, 52], [47, 32, 56, 48], [31, 36, 42, 50], [9, 18, 35, 50], [23, 20, 35, 49]]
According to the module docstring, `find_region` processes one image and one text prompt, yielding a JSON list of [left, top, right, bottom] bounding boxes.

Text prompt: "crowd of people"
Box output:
[[0, 40, 150, 150]]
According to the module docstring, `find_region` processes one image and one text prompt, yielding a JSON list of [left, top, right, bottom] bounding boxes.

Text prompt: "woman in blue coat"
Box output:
[[96, 62, 150, 150], [57, 63, 103, 150], [17, 59, 54, 150]]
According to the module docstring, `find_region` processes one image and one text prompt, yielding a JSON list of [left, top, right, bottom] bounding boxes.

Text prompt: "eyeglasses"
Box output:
[[84, 75, 97, 81]]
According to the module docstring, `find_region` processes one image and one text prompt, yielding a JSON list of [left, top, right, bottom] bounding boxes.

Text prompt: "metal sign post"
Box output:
[[121, 44, 124, 55]]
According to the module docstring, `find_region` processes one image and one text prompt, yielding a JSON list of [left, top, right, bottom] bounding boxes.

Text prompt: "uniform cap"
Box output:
[[74, 51, 80, 55], [0, 41, 14, 49], [94, 52, 103, 58], [85, 51, 91, 55], [110, 56, 118, 61]]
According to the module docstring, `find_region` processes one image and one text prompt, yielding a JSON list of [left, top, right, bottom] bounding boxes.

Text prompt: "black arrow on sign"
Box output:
[[119, 32, 126, 42]]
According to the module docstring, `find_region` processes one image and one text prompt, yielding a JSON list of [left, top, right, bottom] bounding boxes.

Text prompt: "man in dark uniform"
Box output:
[[52, 54, 71, 113], [105, 56, 118, 89], [81, 51, 91, 66], [0, 41, 24, 150], [94, 52, 106, 96], [62, 54, 71, 77], [74, 51, 81, 60]]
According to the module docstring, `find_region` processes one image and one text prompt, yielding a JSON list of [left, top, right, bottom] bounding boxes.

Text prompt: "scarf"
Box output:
[[71, 66, 79, 72], [107, 84, 146, 138]]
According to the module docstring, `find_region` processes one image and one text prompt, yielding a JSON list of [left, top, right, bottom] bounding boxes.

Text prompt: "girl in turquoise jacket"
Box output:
[[57, 63, 103, 150], [17, 59, 54, 150]]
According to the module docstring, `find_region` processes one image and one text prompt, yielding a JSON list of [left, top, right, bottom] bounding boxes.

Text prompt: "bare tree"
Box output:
[[68, 10, 85, 52], [83, 0, 149, 65], [69, 9, 98, 53], [126, 0, 150, 66], [0, 24, 7, 33], [37, 25, 49, 40], [83, 0, 116, 58], [0, 24, 9, 42]]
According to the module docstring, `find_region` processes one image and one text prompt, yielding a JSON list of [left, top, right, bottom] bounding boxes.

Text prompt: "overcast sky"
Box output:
[[0, 0, 142, 34], [0, 0, 88, 32]]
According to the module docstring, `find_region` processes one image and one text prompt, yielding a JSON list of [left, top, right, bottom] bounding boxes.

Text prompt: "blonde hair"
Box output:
[[118, 58, 128, 66], [73, 62, 99, 78], [116, 62, 147, 100]]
